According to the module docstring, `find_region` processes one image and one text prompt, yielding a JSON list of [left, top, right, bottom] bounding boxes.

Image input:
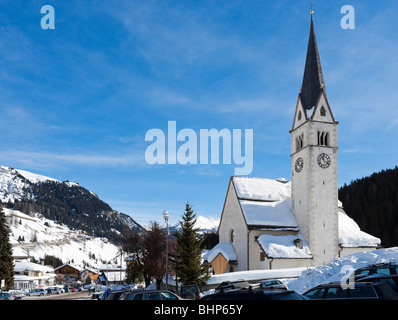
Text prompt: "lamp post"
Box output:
[[162, 210, 169, 290]]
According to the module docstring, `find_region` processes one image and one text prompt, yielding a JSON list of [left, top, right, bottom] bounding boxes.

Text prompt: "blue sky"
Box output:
[[1, 0, 398, 226]]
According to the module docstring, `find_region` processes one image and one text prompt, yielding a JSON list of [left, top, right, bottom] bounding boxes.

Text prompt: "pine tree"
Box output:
[[143, 221, 166, 289], [0, 209, 14, 290], [175, 203, 210, 286]]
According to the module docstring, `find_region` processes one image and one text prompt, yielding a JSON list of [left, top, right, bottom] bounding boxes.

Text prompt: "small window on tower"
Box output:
[[318, 131, 329, 146], [298, 111, 302, 121], [320, 106, 326, 116], [296, 134, 304, 151]]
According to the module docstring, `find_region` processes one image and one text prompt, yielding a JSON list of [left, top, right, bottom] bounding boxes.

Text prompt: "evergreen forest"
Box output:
[[339, 166, 398, 248]]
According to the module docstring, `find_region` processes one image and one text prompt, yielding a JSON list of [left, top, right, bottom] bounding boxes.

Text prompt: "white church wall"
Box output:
[[269, 258, 312, 269], [339, 247, 377, 258], [219, 181, 248, 271]]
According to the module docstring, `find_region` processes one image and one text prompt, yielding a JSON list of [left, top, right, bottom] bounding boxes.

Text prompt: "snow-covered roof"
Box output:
[[230, 176, 378, 247], [257, 234, 312, 259], [338, 209, 380, 248], [233, 176, 290, 201], [239, 198, 298, 230], [54, 263, 83, 272], [14, 261, 54, 273], [232, 177, 298, 229], [203, 242, 237, 263]]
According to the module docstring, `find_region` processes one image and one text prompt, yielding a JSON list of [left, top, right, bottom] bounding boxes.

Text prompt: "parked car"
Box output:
[[180, 284, 201, 300], [26, 288, 46, 297], [119, 289, 183, 300], [0, 292, 20, 300], [68, 287, 76, 292], [259, 279, 288, 290], [105, 289, 131, 300], [354, 263, 398, 279], [302, 282, 398, 300], [91, 291, 104, 300], [215, 279, 251, 292], [356, 274, 398, 294], [201, 287, 304, 300], [49, 287, 62, 294]]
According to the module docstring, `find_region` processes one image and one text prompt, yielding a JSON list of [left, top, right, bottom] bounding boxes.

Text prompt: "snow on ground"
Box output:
[[288, 247, 398, 293], [203, 247, 398, 294], [206, 267, 307, 286]]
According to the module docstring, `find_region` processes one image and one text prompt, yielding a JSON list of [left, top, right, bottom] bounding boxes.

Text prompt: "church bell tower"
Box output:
[[290, 13, 339, 266]]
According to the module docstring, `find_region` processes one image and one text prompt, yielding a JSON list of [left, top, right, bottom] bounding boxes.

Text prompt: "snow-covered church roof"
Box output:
[[232, 177, 298, 230], [257, 234, 312, 259], [338, 209, 380, 248], [231, 176, 380, 248]]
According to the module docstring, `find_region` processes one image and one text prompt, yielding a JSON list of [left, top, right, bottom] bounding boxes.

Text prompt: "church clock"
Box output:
[[317, 153, 331, 169]]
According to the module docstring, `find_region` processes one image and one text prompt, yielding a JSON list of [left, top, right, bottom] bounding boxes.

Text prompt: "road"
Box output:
[[23, 290, 92, 300]]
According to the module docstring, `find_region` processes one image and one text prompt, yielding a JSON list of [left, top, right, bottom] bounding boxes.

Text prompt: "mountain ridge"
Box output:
[[0, 166, 143, 244]]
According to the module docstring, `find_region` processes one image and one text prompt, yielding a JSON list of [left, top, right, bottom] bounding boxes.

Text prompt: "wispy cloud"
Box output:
[[0, 149, 145, 171]]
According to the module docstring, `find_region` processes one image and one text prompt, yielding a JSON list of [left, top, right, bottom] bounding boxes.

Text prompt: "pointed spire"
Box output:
[[299, 12, 325, 111]]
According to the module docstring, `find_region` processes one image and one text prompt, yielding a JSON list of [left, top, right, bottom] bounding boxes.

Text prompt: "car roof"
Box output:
[[355, 263, 398, 271], [307, 281, 383, 290], [358, 274, 398, 280], [215, 287, 292, 295]]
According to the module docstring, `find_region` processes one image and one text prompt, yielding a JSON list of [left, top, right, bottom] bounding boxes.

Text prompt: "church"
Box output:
[[204, 14, 381, 274]]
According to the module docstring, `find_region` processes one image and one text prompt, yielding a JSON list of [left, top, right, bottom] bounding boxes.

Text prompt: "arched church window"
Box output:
[[230, 229, 234, 242], [296, 134, 304, 151], [318, 131, 329, 146], [320, 106, 326, 116]]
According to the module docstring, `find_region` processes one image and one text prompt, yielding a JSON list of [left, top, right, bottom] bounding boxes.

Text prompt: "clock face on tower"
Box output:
[[295, 157, 304, 173], [317, 153, 331, 168]]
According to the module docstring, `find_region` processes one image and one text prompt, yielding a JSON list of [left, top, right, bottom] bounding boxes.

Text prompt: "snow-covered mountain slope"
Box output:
[[170, 215, 220, 234], [5, 208, 121, 269], [0, 165, 84, 203], [0, 166, 34, 203], [0, 166, 143, 242]]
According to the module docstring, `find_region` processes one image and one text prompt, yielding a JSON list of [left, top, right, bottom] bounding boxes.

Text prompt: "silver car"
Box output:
[[26, 288, 46, 296]]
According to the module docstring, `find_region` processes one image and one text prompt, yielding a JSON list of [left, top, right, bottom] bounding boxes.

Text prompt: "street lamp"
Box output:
[[162, 210, 169, 290]]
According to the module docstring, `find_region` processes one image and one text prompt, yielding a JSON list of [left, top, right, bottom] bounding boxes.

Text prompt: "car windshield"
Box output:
[[375, 268, 391, 275], [182, 287, 197, 294], [304, 288, 324, 299], [262, 280, 280, 286], [160, 292, 178, 300]]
